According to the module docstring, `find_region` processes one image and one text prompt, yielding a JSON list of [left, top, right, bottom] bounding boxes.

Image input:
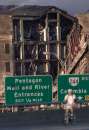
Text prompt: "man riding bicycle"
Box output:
[[63, 89, 77, 121]]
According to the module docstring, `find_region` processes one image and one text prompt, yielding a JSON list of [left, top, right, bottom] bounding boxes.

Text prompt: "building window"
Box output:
[[5, 62, 10, 72], [37, 63, 45, 74], [48, 13, 57, 20], [61, 45, 66, 60], [13, 19, 20, 41], [4, 44, 10, 54], [48, 22, 57, 41], [50, 44, 57, 59], [38, 44, 46, 60], [14, 62, 21, 75], [23, 20, 39, 41], [13, 44, 21, 60]]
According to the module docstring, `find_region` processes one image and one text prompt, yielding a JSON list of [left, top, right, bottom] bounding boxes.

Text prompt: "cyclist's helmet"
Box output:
[[68, 89, 73, 93]]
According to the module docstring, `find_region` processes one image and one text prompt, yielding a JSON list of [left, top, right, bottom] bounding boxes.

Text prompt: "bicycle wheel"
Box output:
[[64, 113, 69, 125]]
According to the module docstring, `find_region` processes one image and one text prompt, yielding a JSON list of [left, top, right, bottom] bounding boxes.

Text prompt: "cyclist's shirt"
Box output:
[[64, 94, 76, 109]]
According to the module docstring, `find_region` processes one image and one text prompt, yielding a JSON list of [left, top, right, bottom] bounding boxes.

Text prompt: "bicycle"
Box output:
[[62, 104, 76, 125], [64, 109, 75, 125]]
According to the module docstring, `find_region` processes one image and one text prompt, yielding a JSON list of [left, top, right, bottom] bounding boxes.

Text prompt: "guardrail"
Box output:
[[0, 102, 89, 113]]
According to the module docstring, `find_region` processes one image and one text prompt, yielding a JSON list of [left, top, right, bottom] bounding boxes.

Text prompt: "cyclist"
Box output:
[[63, 89, 76, 121]]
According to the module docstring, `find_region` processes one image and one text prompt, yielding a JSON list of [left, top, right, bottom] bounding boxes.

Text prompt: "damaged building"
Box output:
[[11, 5, 76, 78], [66, 12, 89, 74], [0, 5, 76, 102]]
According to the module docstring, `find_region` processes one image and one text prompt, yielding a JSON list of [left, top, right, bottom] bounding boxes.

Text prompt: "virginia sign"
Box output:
[[58, 74, 89, 103]]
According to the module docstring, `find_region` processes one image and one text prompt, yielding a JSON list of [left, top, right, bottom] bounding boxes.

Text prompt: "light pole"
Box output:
[[43, 52, 66, 74]]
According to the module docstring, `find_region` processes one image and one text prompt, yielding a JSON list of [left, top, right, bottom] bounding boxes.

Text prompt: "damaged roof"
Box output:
[[0, 5, 76, 21], [10, 5, 58, 16], [0, 5, 65, 15]]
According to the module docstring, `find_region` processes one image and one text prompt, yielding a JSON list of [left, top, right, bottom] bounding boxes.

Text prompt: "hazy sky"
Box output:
[[0, 0, 89, 15]]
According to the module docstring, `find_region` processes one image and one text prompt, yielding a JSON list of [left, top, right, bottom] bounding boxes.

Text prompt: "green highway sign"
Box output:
[[5, 75, 52, 106], [58, 74, 89, 103]]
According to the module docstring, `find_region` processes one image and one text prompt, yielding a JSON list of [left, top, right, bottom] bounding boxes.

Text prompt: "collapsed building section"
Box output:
[[11, 5, 75, 79]]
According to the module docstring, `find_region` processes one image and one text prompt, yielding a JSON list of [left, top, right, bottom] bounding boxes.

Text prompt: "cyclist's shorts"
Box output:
[[64, 104, 73, 110]]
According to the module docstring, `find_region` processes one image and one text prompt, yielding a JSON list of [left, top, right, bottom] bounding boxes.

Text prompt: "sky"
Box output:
[[0, 0, 89, 15]]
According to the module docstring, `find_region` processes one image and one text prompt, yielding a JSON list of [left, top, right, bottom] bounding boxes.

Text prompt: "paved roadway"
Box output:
[[0, 108, 89, 130], [1, 124, 89, 130]]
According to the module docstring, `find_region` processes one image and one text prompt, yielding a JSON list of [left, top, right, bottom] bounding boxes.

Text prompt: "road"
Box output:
[[1, 124, 89, 130], [0, 108, 89, 130]]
